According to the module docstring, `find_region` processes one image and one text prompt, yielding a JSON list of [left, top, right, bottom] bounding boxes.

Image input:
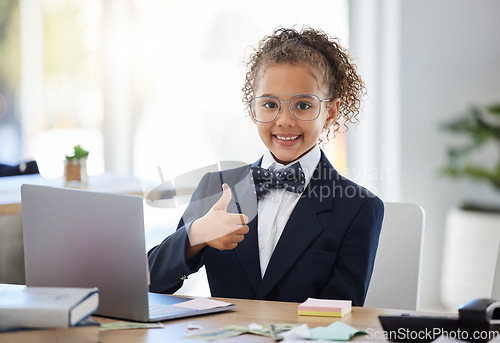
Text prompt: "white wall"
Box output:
[[348, 0, 500, 310], [400, 0, 500, 309]]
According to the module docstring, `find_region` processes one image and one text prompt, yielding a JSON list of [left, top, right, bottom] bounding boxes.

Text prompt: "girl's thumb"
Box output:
[[214, 183, 232, 211]]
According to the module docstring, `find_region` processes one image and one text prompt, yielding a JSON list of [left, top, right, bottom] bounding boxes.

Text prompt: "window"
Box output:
[[3, 0, 349, 296], [3, 0, 348, 179]]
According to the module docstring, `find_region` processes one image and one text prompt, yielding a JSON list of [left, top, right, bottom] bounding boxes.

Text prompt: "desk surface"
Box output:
[[95, 298, 416, 343]]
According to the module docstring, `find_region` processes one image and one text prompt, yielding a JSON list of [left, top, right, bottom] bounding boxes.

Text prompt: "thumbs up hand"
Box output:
[[187, 184, 249, 254]]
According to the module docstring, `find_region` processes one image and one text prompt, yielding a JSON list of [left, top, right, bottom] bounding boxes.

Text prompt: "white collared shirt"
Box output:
[[257, 145, 321, 278]]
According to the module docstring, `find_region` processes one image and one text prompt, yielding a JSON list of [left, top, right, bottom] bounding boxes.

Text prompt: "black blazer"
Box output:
[[148, 152, 384, 306]]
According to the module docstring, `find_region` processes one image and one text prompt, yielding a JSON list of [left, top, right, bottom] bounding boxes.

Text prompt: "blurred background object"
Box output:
[[0, 160, 38, 177], [440, 103, 500, 207], [64, 144, 89, 187], [439, 103, 500, 310]]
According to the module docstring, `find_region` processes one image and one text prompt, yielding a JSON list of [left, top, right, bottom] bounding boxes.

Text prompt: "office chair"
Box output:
[[364, 202, 425, 310]]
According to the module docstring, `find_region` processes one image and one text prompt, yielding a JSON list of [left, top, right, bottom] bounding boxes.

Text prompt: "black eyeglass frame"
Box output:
[[248, 94, 332, 123]]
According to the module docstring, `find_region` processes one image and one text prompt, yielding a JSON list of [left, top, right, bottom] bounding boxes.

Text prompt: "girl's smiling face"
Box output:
[[253, 63, 339, 165]]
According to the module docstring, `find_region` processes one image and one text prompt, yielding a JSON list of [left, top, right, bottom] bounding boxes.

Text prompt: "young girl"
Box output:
[[148, 27, 384, 306]]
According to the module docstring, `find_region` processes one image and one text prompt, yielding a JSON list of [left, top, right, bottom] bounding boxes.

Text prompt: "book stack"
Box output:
[[298, 298, 352, 317], [0, 284, 100, 343]]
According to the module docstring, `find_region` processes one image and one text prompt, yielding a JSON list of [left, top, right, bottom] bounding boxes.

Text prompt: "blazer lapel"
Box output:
[[256, 152, 336, 299], [224, 160, 262, 294]]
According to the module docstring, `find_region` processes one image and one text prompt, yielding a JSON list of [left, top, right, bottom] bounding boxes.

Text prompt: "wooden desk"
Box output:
[[95, 298, 416, 343]]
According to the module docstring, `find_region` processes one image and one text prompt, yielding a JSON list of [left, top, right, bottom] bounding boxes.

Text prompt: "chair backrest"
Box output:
[[364, 202, 425, 310]]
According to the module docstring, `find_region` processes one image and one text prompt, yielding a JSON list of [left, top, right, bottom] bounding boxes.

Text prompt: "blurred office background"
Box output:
[[1, 0, 499, 311]]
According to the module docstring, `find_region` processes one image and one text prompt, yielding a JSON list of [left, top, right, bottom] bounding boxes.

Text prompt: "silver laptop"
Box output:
[[21, 184, 235, 322]]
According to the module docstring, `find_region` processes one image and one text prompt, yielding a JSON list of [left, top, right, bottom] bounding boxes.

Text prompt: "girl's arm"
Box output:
[[147, 173, 212, 294], [147, 176, 249, 294]]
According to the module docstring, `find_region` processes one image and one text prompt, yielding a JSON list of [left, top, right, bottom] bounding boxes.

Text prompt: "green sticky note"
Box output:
[[310, 322, 366, 341]]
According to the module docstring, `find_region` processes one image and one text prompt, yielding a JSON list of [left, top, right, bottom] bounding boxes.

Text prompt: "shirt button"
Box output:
[[272, 196, 278, 203], [259, 243, 265, 249]]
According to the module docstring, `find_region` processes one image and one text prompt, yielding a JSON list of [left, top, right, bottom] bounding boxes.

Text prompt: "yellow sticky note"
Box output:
[[298, 298, 351, 317]]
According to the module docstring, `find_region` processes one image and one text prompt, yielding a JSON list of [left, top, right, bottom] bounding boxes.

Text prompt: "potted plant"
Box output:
[[440, 103, 500, 310], [64, 145, 89, 187]]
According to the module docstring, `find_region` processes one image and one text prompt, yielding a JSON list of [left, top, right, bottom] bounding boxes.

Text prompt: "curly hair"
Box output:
[[243, 27, 366, 142]]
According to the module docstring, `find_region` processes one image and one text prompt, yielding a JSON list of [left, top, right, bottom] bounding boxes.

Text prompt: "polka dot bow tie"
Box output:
[[250, 162, 306, 200]]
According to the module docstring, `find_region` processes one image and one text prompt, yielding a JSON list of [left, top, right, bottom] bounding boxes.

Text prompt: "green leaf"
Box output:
[[439, 103, 500, 194], [66, 145, 89, 160], [487, 104, 500, 115]]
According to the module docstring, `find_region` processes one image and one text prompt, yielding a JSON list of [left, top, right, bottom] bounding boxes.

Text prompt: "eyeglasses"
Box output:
[[248, 94, 331, 123]]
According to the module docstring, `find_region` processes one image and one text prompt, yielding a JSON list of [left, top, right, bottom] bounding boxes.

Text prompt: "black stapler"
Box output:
[[379, 298, 500, 342]]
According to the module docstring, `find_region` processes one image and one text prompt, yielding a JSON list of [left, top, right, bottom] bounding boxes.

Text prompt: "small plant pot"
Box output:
[[64, 158, 88, 188]]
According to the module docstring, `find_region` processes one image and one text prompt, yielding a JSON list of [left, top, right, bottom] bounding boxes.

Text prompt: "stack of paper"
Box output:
[[298, 298, 352, 317]]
